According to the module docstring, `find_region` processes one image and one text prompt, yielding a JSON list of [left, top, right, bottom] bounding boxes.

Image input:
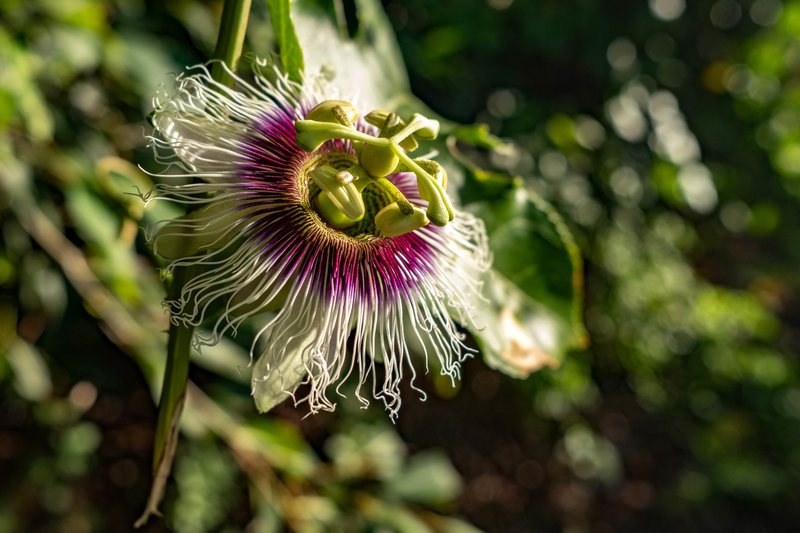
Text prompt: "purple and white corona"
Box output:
[[145, 62, 490, 418]]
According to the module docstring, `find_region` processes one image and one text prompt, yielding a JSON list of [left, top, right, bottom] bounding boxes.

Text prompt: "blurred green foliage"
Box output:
[[2, 0, 800, 532]]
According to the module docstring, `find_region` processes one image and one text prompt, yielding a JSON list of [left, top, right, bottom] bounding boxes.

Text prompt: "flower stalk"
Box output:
[[137, 0, 252, 526], [211, 0, 253, 87]]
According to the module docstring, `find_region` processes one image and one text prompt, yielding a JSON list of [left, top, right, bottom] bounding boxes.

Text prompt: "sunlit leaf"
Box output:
[[172, 441, 238, 533], [357, 497, 433, 533], [450, 124, 503, 150], [241, 418, 318, 478], [466, 185, 586, 376], [189, 334, 250, 385], [64, 186, 119, 248]]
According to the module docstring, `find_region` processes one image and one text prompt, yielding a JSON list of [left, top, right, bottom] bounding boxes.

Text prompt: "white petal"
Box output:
[[251, 333, 311, 413]]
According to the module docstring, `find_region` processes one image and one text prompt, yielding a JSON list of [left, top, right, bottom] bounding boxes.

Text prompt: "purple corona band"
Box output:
[[235, 107, 439, 303]]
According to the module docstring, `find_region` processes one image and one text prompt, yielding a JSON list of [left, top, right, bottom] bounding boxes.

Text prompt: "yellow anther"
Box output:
[[417, 177, 451, 227], [364, 110, 391, 129], [374, 202, 430, 237], [305, 100, 359, 127], [415, 159, 447, 190]]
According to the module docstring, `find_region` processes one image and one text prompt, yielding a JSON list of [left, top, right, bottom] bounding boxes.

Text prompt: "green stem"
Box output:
[[156, 0, 253, 451], [332, 0, 348, 38], [138, 0, 252, 526], [152, 0, 254, 467], [211, 0, 253, 87], [156, 0, 253, 456], [137, 266, 197, 527], [152, 268, 194, 469], [390, 116, 426, 143]]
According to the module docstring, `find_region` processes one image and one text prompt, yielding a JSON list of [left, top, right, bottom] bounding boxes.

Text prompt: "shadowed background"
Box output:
[[1, 0, 799, 532]]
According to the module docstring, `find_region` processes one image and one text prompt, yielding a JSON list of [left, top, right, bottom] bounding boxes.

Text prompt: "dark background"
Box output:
[[1, 0, 799, 531]]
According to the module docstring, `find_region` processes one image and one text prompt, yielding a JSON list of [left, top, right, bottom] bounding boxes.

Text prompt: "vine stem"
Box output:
[[212, 0, 253, 87], [135, 0, 252, 526]]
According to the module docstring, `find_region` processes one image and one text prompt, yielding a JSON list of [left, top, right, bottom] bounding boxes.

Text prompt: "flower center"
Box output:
[[294, 101, 454, 239], [301, 152, 400, 240]]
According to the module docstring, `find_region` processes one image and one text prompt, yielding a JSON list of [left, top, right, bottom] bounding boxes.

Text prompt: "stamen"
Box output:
[[394, 148, 455, 225], [374, 202, 430, 237], [364, 110, 390, 128], [295, 103, 454, 230], [309, 165, 365, 220], [406, 113, 440, 140], [368, 177, 414, 215], [412, 159, 447, 190], [417, 177, 451, 227], [305, 100, 359, 128]]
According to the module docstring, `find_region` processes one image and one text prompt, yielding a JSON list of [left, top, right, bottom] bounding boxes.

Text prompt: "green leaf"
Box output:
[[356, 497, 433, 533], [136, 268, 196, 528], [64, 186, 119, 248], [266, 0, 305, 82], [467, 184, 586, 377], [435, 517, 484, 533], [324, 422, 406, 480], [450, 124, 503, 150], [6, 338, 52, 402], [189, 334, 250, 385], [384, 450, 462, 508], [172, 441, 238, 533], [242, 418, 318, 478], [95, 156, 153, 219], [475, 188, 580, 320]]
